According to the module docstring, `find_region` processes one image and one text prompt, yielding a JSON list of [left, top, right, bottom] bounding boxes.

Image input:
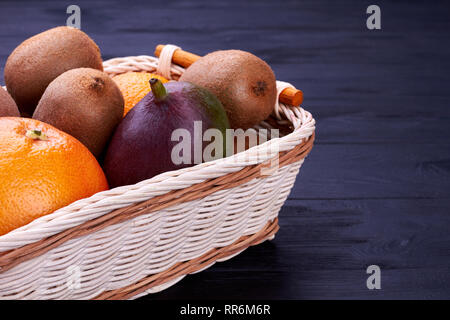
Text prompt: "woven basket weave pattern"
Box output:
[[0, 45, 315, 299]]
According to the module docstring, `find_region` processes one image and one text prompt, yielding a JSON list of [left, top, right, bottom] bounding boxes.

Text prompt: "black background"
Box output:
[[1, 0, 449, 299]]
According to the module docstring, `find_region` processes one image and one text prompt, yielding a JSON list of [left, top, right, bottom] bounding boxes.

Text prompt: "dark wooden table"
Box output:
[[1, 0, 449, 299]]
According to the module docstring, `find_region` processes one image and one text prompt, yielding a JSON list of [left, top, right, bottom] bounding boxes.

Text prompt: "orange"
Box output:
[[0, 117, 108, 236], [112, 72, 169, 116]]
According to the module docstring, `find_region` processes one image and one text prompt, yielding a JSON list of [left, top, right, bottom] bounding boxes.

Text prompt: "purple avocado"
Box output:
[[103, 79, 230, 188]]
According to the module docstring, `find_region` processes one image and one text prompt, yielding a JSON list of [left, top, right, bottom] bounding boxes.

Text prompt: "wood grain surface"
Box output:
[[0, 0, 449, 299]]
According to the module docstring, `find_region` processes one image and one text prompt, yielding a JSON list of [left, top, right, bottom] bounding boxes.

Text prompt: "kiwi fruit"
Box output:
[[33, 68, 124, 158], [4, 26, 103, 117], [0, 87, 20, 117], [179, 50, 277, 129]]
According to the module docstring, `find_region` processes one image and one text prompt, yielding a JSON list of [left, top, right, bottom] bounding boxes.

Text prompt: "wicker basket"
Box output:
[[0, 45, 315, 300]]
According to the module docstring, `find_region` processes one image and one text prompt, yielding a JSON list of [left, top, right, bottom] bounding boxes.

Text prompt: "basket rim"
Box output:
[[0, 54, 316, 252]]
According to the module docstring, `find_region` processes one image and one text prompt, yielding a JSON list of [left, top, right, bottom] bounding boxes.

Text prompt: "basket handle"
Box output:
[[154, 44, 303, 107]]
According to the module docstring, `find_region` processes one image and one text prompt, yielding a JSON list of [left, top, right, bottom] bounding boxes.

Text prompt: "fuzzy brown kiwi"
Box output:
[[33, 68, 124, 158], [4, 26, 103, 117], [0, 87, 20, 117], [179, 50, 277, 129]]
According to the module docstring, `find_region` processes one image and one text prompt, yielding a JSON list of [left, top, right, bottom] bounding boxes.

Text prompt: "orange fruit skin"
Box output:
[[0, 117, 109, 236], [112, 72, 168, 116]]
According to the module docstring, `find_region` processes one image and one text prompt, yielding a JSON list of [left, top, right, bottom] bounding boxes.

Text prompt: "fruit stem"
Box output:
[[149, 78, 168, 101], [26, 129, 48, 141]]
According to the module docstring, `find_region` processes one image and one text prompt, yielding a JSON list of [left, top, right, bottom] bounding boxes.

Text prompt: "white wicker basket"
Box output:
[[0, 45, 315, 300]]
